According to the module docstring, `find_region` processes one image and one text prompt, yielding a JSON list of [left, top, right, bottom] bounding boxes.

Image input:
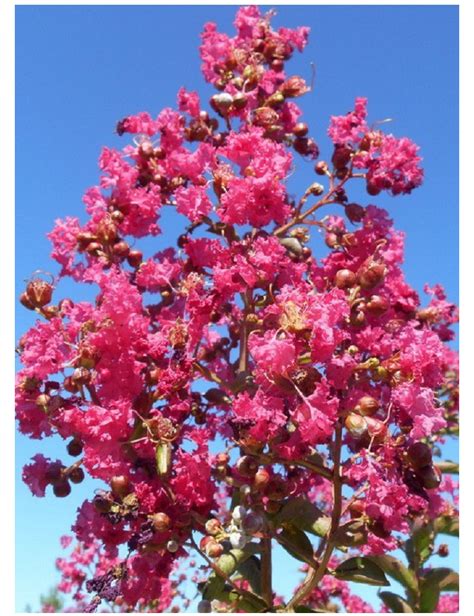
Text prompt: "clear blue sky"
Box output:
[[15, 5, 458, 611]]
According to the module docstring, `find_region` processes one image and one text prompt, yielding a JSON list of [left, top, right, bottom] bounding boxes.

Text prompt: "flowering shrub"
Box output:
[[18, 6, 458, 613]]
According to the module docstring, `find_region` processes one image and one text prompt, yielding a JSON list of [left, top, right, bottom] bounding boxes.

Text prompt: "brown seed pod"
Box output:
[[356, 396, 380, 417], [151, 512, 171, 533], [334, 269, 356, 289]]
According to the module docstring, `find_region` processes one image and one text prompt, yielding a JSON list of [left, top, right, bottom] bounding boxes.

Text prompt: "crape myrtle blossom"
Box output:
[[17, 5, 458, 613]]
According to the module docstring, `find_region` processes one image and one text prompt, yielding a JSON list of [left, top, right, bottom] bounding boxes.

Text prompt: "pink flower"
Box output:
[[177, 87, 201, 117], [249, 331, 295, 377], [22, 454, 53, 497], [328, 97, 368, 145], [175, 184, 213, 223], [232, 390, 287, 443]]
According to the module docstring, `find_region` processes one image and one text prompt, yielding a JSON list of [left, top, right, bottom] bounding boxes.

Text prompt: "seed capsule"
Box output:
[[26, 279, 53, 308], [205, 518, 221, 536], [110, 475, 131, 498], [242, 511, 264, 534], [197, 600, 212, 613], [166, 540, 179, 553], [366, 295, 389, 317], [365, 417, 388, 442], [417, 465, 441, 490], [69, 467, 85, 484], [127, 250, 143, 268], [236, 455, 259, 478], [358, 263, 386, 290], [345, 203, 366, 223], [407, 442, 432, 469], [151, 512, 171, 533], [356, 396, 380, 417], [344, 413, 368, 438], [334, 269, 356, 289], [315, 161, 328, 175], [53, 480, 71, 498], [293, 122, 309, 137]]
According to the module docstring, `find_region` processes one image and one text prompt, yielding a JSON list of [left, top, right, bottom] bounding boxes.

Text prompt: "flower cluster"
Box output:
[[17, 6, 458, 613]]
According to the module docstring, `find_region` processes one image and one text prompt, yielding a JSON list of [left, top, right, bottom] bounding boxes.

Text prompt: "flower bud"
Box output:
[[127, 250, 143, 268], [281, 76, 309, 98], [110, 475, 131, 498], [232, 92, 247, 110], [93, 492, 113, 513], [69, 467, 85, 484], [206, 541, 224, 558], [45, 464, 63, 485], [325, 232, 339, 248], [366, 295, 389, 317], [349, 500, 366, 518], [265, 476, 287, 501], [71, 367, 91, 386], [19, 292, 35, 310], [236, 455, 259, 478], [26, 279, 53, 308], [369, 518, 390, 539], [254, 106, 279, 128], [210, 93, 233, 116], [417, 465, 441, 490], [53, 480, 71, 498], [438, 543, 449, 558], [241, 511, 264, 534], [215, 452, 230, 466], [35, 393, 50, 408], [350, 309, 366, 327], [67, 438, 83, 457], [315, 161, 328, 175], [96, 218, 118, 244], [407, 442, 432, 469], [112, 241, 130, 258], [334, 269, 356, 289], [365, 416, 387, 442], [344, 413, 368, 438], [232, 505, 246, 523], [358, 263, 386, 290], [293, 122, 309, 137], [345, 203, 366, 223], [151, 512, 171, 533], [332, 145, 352, 170], [366, 181, 381, 196], [205, 518, 222, 536], [63, 376, 79, 393], [166, 540, 179, 553], [355, 396, 380, 417], [229, 532, 248, 549], [253, 468, 270, 490], [197, 600, 212, 613], [308, 182, 324, 196]]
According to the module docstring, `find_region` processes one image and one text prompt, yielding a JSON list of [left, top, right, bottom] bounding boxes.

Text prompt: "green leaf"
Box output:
[[202, 545, 259, 601], [277, 525, 316, 566], [228, 590, 267, 612], [379, 591, 413, 613], [333, 519, 368, 547], [370, 555, 418, 594], [406, 521, 435, 568], [422, 568, 459, 592], [419, 580, 440, 613], [236, 555, 262, 596], [434, 515, 459, 537], [436, 460, 459, 474], [334, 557, 390, 586], [275, 497, 331, 537], [155, 442, 171, 476]]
